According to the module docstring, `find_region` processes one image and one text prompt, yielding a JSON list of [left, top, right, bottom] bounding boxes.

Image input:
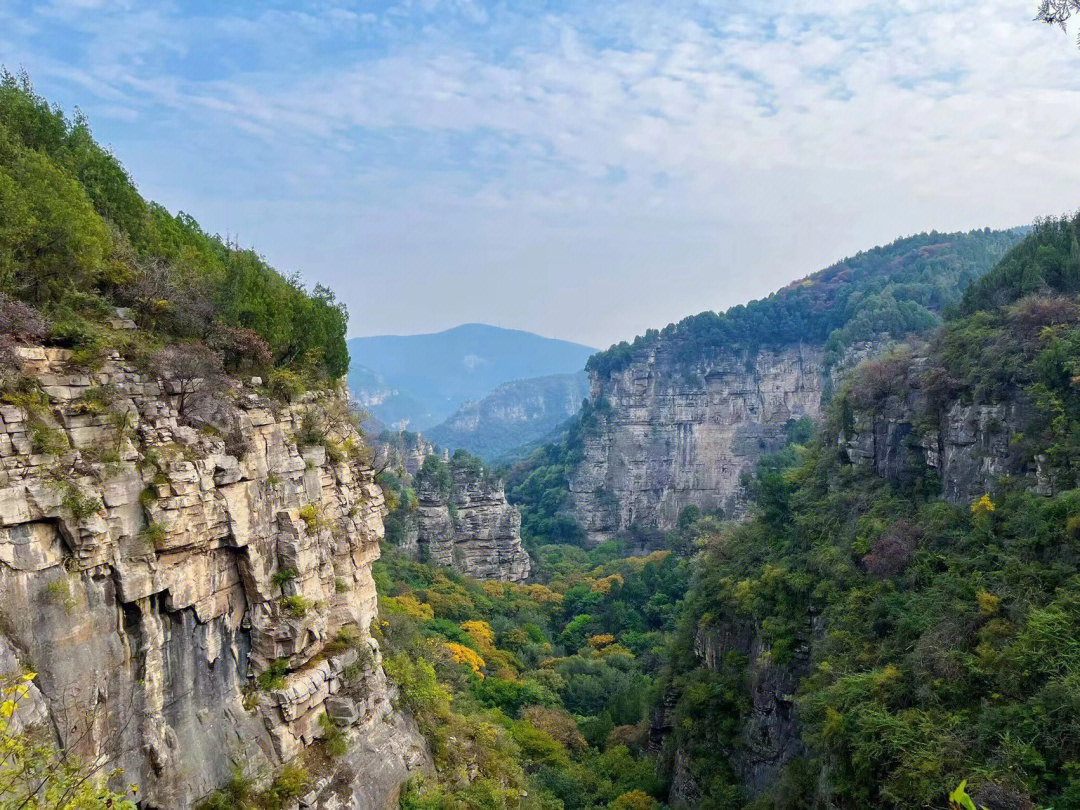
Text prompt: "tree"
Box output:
[[0, 673, 137, 809], [1037, 1, 1080, 44], [152, 342, 227, 421]]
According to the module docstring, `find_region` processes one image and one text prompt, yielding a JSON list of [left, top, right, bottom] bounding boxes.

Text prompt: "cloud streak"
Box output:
[[2, 1, 1079, 347]]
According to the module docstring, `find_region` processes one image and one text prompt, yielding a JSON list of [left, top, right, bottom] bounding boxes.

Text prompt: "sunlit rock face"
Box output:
[[415, 468, 531, 583], [0, 347, 427, 809]]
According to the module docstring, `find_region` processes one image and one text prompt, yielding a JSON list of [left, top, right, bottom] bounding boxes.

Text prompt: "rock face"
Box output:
[[571, 344, 826, 544], [415, 469, 530, 582], [839, 358, 1036, 502], [0, 347, 427, 809], [428, 372, 590, 459]]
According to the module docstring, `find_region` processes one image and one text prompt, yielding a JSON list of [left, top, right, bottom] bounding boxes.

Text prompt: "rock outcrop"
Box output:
[[571, 344, 826, 544], [839, 356, 1037, 502], [415, 468, 530, 582], [0, 347, 427, 809]]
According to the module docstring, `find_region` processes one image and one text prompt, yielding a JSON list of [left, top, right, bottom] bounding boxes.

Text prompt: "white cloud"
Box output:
[[6, 0, 1080, 347]]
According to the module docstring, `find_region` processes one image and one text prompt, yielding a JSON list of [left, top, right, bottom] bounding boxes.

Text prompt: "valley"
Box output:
[[3, 15, 1080, 810]]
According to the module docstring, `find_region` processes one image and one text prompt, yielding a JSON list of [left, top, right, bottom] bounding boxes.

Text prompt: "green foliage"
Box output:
[[280, 594, 312, 618], [317, 712, 348, 758], [141, 521, 166, 549], [57, 481, 102, 521], [963, 214, 1080, 314], [272, 568, 298, 589], [258, 658, 289, 692], [588, 228, 1023, 379], [377, 546, 686, 809], [195, 763, 309, 810], [414, 454, 453, 497], [0, 72, 348, 380], [0, 672, 137, 809]]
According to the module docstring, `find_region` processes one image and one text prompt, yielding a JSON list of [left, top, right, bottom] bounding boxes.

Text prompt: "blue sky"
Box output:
[[3, 1, 1080, 347]]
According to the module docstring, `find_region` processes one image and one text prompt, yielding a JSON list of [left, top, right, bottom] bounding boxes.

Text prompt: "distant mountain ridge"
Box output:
[[427, 371, 590, 460], [347, 323, 595, 430]]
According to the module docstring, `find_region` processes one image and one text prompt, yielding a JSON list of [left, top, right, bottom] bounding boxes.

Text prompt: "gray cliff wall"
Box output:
[[571, 344, 826, 544], [0, 347, 427, 809], [839, 359, 1041, 502], [415, 469, 530, 582]]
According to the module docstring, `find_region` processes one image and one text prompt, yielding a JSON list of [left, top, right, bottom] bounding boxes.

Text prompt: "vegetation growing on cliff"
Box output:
[[660, 223, 1080, 809], [587, 229, 1023, 379], [0, 73, 348, 381]]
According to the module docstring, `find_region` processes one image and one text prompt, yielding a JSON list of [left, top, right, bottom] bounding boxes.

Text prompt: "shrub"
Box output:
[[258, 658, 289, 691], [280, 595, 311, 618], [318, 712, 348, 758], [272, 567, 297, 589], [59, 482, 102, 520], [141, 521, 166, 549], [298, 503, 324, 534], [28, 421, 68, 456], [267, 368, 305, 402]]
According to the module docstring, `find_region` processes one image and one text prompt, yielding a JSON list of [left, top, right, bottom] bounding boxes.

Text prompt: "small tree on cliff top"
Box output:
[[152, 342, 227, 421]]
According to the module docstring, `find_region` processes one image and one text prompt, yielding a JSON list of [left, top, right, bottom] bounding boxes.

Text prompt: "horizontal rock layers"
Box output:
[[571, 344, 826, 544], [0, 347, 426, 809], [415, 468, 530, 582]]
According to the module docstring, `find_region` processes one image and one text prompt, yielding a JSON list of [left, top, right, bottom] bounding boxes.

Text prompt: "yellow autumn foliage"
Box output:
[[625, 550, 671, 568], [977, 590, 1001, 616], [611, 789, 656, 810], [445, 642, 485, 676], [384, 594, 434, 620], [482, 580, 507, 598], [588, 633, 615, 648], [461, 620, 495, 650], [523, 584, 563, 604], [590, 573, 624, 594], [972, 494, 995, 515]]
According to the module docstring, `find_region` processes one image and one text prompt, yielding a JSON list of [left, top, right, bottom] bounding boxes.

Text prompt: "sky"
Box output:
[[3, 1, 1080, 348]]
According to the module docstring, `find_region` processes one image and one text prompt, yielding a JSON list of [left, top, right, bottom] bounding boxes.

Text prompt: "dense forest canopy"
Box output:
[[587, 229, 1023, 379], [0, 71, 348, 380]]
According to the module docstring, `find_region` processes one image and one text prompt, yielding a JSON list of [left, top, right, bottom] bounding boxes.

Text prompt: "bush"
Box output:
[[258, 658, 289, 691]]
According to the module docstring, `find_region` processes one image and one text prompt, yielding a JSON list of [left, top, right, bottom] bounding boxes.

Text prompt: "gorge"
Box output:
[[6, 64, 1080, 810]]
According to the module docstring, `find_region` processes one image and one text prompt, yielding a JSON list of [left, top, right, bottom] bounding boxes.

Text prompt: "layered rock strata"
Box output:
[[415, 469, 530, 582], [0, 347, 427, 809], [571, 344, 826, 544]]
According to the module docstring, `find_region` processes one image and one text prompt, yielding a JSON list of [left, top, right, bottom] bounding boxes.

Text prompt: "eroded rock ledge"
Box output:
[[415, 468, 531, 583], [0, 347, 427, 809]]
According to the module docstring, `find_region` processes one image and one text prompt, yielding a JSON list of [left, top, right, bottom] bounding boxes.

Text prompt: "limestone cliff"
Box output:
[[839, 354, 1040, 502], [414, 467, 530, 582], [0, 347, 427, 809], [571, 343, 826, 544]]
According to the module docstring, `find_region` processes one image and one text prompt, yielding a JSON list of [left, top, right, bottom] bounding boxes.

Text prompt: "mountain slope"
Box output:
[[426, 371, 590, 459], [663, 215, 1080, 808], [505, 226, 1026, 546], [347, 323, 595, 430]]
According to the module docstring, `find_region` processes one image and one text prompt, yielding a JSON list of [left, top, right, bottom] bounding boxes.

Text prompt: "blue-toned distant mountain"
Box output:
[[427, 371, 590, 460], [347, 324, 596, 430]]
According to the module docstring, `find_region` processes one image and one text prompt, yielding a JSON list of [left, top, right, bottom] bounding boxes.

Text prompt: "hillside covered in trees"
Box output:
[[0, 71, 348, 383], [660, 215, 1080, 808], [587, 229, 1023, 380]]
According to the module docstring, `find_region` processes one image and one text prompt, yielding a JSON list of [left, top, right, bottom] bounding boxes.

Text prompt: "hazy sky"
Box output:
[[3, 1, 1080, 348]]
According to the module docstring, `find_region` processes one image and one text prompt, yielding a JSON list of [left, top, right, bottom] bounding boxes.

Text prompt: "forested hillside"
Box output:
[[662, 216, 1080, 808], [588, 229, 1022, 379], [0, 71, 348, 383], [506, 228, 1024, 551]]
